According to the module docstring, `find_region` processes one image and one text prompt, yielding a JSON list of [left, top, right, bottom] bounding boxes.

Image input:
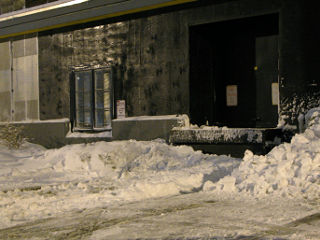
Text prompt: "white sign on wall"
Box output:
[[271, 82, 279, 106], [116, 100, 126, 119], [226, 85, 238, 106]]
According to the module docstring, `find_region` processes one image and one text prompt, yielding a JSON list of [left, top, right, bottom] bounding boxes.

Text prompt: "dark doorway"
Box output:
[[189, 14, 279, 128]]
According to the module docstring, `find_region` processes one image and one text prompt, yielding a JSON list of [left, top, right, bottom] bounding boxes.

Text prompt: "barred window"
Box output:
[[73, 68, 112, 131]]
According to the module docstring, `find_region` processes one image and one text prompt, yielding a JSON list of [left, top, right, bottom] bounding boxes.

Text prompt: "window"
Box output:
[[73, 67, 112, 131], [0, 36, 39, 122]]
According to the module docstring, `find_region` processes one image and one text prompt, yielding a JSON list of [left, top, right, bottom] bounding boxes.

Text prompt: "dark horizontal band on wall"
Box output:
[[0, 0, 197, 39]]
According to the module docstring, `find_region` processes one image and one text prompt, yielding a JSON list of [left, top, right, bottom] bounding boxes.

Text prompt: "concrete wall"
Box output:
[[0, 116, 185, 148], [38, 0, 276, 120], [38, 14, 189, 119], [2, 0, 319, 149], [0, 0, 60, 15], [37, 0, 320, 129], [0, 41, 11, 122], [0, 120, 69, 148], [112, 115, 186, 141], [0, 0, 25, 15], [25, 0, 59, 8], [38, 24, 129, 119], [0, 35, 39, 122]]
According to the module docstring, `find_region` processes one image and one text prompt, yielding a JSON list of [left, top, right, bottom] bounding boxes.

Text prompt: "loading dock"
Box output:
[[0, 0, 319, 154], [190, 14, 279, 128]]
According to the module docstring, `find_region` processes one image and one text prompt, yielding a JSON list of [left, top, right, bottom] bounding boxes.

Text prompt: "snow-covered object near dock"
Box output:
[[205, 108, 320, 200]]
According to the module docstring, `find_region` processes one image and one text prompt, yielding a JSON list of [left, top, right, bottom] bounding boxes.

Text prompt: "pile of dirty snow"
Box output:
[[204, 108, 320, 200], [0, 139, 239, 228], [1, 108, 320, 229]]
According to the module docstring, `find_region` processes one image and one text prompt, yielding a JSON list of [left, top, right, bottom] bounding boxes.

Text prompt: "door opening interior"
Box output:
[[189, 14, 279, 128]]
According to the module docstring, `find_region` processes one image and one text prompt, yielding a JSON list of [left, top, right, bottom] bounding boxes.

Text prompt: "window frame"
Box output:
[[70, 66, 113, 132]]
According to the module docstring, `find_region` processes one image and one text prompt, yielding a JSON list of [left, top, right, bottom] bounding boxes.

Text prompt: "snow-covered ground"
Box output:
[[0, 109, 319, 239]]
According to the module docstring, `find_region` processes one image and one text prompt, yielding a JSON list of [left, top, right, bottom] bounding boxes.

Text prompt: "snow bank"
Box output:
[[2, 108, 320, 229], [205, 109, 320, 200], [37, 139, 239, 200], [0, 139, 239, 228]]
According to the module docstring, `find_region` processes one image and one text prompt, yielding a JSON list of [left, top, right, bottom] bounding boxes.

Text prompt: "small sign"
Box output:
[[226, 85, 238, 106], [271, 82, 279, 106], [116, 100, 126, 119]]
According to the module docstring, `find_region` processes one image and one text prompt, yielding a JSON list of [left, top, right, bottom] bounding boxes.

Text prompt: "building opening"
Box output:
[[71, 67, 113, 131], [189, 14, 279, 128]]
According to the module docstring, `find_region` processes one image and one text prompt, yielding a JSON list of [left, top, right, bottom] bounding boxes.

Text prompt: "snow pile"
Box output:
[[0, 142, 46, 180], [43, 139, 235, 175], [0, 139, 239, 228], [2, 108, 320, 229], [205, 109, 320, 200], [38, 139, 239, 200]]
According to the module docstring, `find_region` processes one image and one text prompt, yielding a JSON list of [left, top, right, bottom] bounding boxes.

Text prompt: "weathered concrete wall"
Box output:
[[39, 14, 189, 119], [0, 0, 25, 15], [123, 14, 189, 116], [0, 0, 61, 15], [25, 0, 58, 8], [39, 23, 129, 119], [39, 0, 277, 120], [38, 34, 69, 119], [112, 115, 186, 141], [38, 0, 320, 129], [0, 120, 69, 148]]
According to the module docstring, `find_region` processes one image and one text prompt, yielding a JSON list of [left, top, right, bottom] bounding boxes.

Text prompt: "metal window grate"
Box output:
[[73, 67, 112, 131]]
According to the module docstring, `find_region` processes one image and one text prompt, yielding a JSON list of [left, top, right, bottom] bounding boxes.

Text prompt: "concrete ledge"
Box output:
[[65, 130, 112, 145], [170, 127, 284, 156], [112, 115, 187, 141], [170, 127, 266, 144], [0, 119, 69, 148], [0, 115, 187, 148]]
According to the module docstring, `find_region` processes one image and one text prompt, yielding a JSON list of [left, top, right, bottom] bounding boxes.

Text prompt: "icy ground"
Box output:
[[0, 110, 320, 239]]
